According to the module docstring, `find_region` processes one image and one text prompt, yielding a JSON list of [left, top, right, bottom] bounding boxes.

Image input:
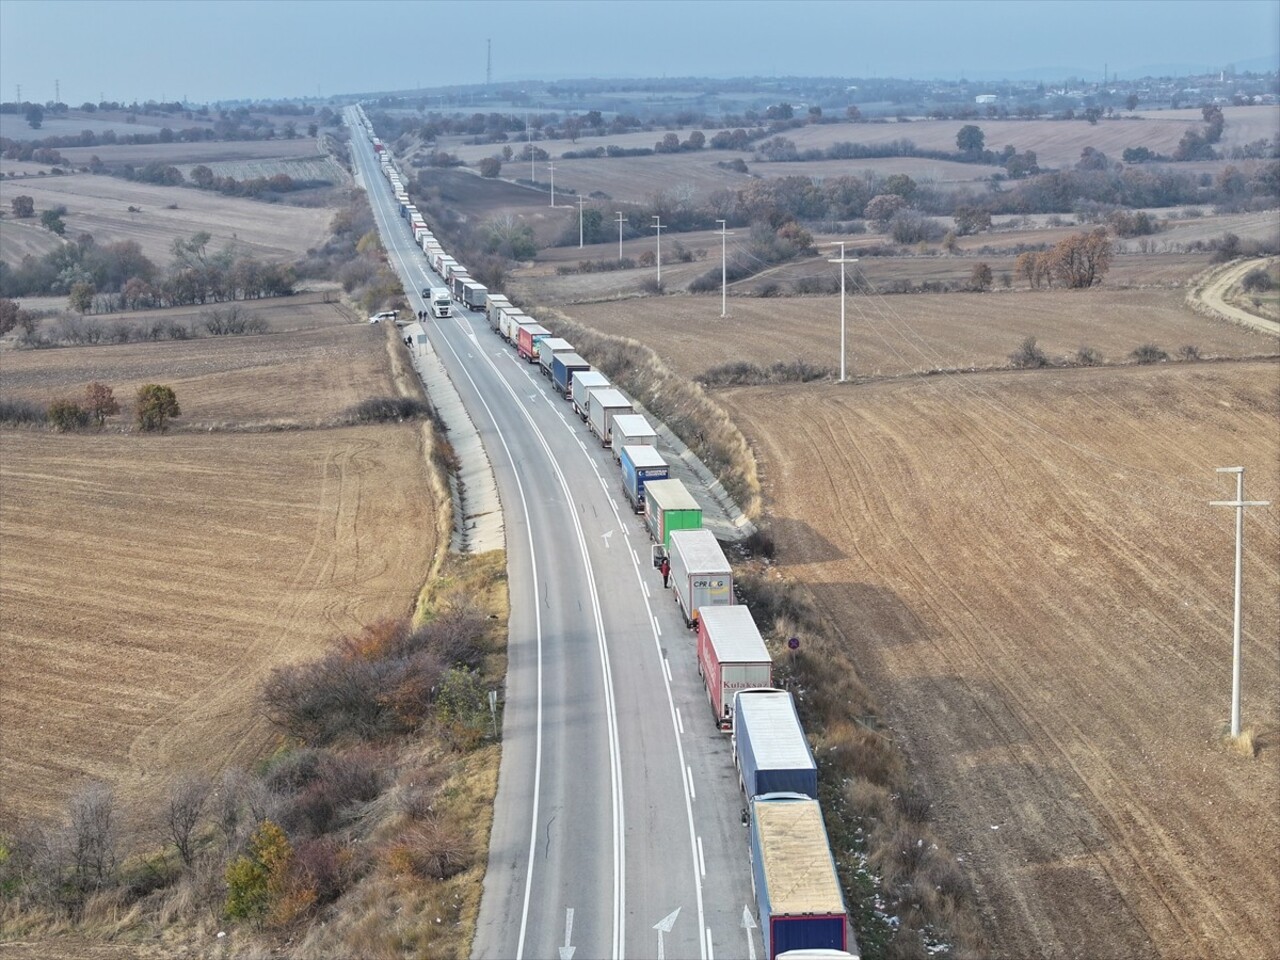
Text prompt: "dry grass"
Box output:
[[1228, 727, 1259, 759]]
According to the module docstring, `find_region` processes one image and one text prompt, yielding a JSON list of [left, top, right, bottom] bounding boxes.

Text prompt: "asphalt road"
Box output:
[[346, 111, 764, 960]]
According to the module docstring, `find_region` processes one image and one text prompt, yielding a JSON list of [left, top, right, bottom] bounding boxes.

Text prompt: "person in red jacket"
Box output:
[[660, 556, 671, 588]]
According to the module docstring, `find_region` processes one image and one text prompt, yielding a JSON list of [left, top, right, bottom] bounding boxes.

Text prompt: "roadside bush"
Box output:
[[1073, 345, 1103, 366], [224, 820, 291, 922], [1240, 267, 1274, 292], [1177, 344, 1201, 361], [1130, 343, 1169, 364], [48, 398, 91, 431], [754, 280, 781, 297], [203, 306, 267, 336], [1009, 336, 1048, 369], [638, 277, 665, 295], [699, 360, 832, 386], [791, 275, 841, 295], [345, 396, 437, 425], [278, 748, 385, 838]]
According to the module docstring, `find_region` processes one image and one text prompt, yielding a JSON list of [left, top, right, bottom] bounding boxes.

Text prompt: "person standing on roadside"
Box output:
[[660, 556, 671, 588]]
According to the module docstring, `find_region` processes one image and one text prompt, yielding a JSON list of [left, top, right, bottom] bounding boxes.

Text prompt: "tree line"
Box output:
[[0, 226, 295, 305]]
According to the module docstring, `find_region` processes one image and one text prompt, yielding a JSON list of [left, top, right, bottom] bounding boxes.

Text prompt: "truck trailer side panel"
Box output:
[[644, 478, 702, 548], [619, 444, 669, 512], [733, 690, 818, 799], [670, 529, 735, 630]]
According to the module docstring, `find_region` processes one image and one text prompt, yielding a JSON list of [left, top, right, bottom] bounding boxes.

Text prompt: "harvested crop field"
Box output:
[[0, 294, 393, 427], [561, 287, 1278, 380], [718, 361, 1280, 959], [0, 299, 442, 828], [0, 424, 438, 824], [55, 137, 334, 168], [0, 173, 335, 265]]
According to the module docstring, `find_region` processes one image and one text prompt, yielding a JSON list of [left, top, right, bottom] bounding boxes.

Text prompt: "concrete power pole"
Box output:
[[828, 243, 859, 382], [716, 220, 734, 318], [487, 39, 492, 88], [1209, 466, 1271, 738], [578, 195, 586, 248], [616, 211, 625, 262], [652, 216, 663, 285], [547, 161, 555, 207]]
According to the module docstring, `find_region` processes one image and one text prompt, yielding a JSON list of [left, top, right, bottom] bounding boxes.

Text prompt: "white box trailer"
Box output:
[[485, 294, 512, 331], [671, 529, 736, 631], [611, 414, 657, 462], [535, 337, 574, 376], [570, 370, 610, 417], [500, 310, 533, 343], [587, 387, 633, 447]]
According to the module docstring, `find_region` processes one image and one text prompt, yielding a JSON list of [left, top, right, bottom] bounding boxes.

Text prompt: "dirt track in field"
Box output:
[[718, 361, 1280, 959]]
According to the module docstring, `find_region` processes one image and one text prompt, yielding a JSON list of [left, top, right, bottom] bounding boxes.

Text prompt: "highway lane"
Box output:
[[346, 110, 762, 960]]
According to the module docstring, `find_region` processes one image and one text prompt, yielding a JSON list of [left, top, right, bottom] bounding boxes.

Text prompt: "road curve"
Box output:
[[1188, 257, 1280, 337]]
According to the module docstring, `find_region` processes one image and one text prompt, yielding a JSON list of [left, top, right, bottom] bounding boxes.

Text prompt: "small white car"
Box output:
[[368, 310, 398, 324]]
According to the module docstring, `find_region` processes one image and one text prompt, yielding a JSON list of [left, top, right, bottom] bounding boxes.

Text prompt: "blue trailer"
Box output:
[[750, 793, 850, 960], [552, 353, 591, 395], [733, 690, 818, 799], [619, 445, 669, 513]]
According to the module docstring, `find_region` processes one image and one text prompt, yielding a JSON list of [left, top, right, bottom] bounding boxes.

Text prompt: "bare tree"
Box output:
[[67, 781, 117, 891], [166, 774, 211, 867]]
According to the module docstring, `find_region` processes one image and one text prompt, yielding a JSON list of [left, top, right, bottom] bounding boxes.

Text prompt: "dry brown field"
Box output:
[[559, 286, 1277, 381], [0, 214, 65, 264], [0, 173, 335, 266], [0, 297, 440, 826], [0, 294, 390, 426], [714, 362, 1279, 959], [53, 137, 333, 168]]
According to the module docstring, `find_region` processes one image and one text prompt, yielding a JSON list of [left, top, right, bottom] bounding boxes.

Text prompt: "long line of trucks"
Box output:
[[359, 111, 856, 959]]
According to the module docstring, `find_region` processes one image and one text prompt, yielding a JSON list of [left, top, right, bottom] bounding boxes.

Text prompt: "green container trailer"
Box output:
[[644, 478, 702, 549]]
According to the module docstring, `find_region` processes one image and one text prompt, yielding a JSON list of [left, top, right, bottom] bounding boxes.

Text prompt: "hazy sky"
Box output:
[[1, 0, 1276, 105]]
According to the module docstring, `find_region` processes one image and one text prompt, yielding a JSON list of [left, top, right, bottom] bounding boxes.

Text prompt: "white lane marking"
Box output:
[[653, 907, 681, 960], [643, 581, 651, 599], [742, 905, 758, 960], [697, 836, 706, 878], [687, 765, 696, 801], [653, 616, 662, 637], [676, 708, 684, 735], [664, 658, 673, 683], [707, 927, 714, 960], [560, 907, 576, 960]]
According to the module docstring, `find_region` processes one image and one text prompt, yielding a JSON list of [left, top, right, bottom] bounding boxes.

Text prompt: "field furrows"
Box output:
[[721, 361, 1280, 959], [0, 427, 437, 824]]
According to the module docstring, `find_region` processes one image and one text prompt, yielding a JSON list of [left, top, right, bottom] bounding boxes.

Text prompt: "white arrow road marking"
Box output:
[[742, 904, 757, 960], [653, 907, 681, 960], [601, 530, 613, 548], [558, 907, 575, 960]]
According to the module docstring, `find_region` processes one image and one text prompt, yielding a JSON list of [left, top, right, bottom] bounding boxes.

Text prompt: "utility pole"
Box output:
[[527, 109, 534, 183], [828, 243, 859, 382], [1209, 466, 1270, 738], [578, 194, 586, 248], [548, 161, 555, 207], [652, 216, 663, 285], [616, 211, 625, 262], [486, 39, 492, 88], [716, 219, 734, 317], [55, 79, 60, 105]]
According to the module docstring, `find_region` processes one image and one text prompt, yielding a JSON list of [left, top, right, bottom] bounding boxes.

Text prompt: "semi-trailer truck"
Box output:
[[619, 444, 668, 512], [485, 294, 512, 332], [570, 371, 610, 416], [536, 337, 574, 375], [611, 414, 657, 463], [696, 605, 771, 727], [586, 388, 633, 446], [669, 529, 735, 630], [552, 352, 590, 395], [750, 793, 851, 960], [732, 689, 818, 799], [462, 281, 488, 310], [430, 287, 452, 319], [516, 323, 552, 362], [644, 478, 702, 549]]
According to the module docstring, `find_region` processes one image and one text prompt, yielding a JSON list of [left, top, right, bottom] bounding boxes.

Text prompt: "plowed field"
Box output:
[[718, 361, 1280, 959]]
